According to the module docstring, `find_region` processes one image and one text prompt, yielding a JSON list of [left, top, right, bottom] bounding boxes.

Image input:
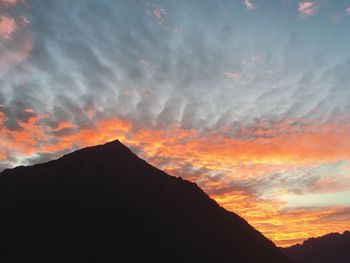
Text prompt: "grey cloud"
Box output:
[[155, 96, 185, 128], [184, 161, 350, 203], [0, 84, 42, 131], [0, 151, 19, 173], [51, 127, 78, 137], [230, 161, 349, 198], [24, 149, 74, 166], [0, 0, 349, 160], [323, 207, 350, 221]]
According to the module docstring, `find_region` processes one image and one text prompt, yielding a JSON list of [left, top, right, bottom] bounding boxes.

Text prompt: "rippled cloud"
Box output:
[[1, 0, 350, 247]]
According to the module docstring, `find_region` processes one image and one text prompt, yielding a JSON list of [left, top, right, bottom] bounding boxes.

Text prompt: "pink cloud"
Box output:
[[0, 0, 20, 5], [346, 7, 350, 16], [0, 39, 33, 73], [1, 0, 15, 4], [243, 0, 256, 10], [224, 71, 242, 80], [298, 2, 318, 17], [153, 6, 166, 24], [0, 15, 17, 39], [20, 16, 30, 26]]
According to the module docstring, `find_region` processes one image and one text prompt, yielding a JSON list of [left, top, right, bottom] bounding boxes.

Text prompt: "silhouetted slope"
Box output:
[[282, 231, 350, 263], [0, 140, 292, 263]]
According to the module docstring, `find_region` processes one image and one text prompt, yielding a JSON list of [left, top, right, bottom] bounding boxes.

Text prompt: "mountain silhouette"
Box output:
[[0, 140, 292, 263], [281, 231, 350, 263]]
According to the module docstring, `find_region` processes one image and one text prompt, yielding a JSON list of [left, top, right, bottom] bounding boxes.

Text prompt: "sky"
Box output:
[[1, 0, 350, 247]]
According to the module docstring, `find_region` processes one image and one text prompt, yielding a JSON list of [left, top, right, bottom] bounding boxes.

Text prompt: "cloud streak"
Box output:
[[298, 2, 318, 17], [243, 0, 256, 10]]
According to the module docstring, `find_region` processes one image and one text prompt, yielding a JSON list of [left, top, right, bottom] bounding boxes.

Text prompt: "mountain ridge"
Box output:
[[0, 139, 292, 263], [281, 230, 350, 263]]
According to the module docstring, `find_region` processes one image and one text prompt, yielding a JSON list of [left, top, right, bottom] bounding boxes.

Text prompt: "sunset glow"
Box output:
[[1, 0, 350, 247]]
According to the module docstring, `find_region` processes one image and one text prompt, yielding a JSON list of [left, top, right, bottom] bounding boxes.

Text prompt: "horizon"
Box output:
[[1, 0, 350, 247]]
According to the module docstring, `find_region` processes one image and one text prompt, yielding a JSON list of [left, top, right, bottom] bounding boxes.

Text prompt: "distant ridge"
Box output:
[[281, 231, 350, 263], [0, 140, 292, 263]]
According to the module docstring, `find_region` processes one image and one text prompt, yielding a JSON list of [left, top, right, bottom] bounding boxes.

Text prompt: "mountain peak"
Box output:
[[0, 141, 292, 263], [58, 139, 137, 164], [78, 138, 130, 153], [99, 138, 124, 148], [0, 139, 131, 177]]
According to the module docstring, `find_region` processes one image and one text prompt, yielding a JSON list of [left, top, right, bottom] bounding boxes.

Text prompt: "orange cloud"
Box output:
[[0, 15, 17, 39], [210, 185, 350, 247], [1, 114, 350, 247]]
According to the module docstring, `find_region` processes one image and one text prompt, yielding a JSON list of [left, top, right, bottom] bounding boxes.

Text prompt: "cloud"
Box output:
[[0, 0, 350, 247], [243, 0, 256, 10], [25, 149, 72, 165], [145, 2, 166, 25], [224, 71, 241, 80], [274, 206, 350, 247], [0, 0, 20, 6], [298, 2, 318, 17], [0, 15, 17, 39], [0, 1, 32, 74], [153, 6, 166, 24], [346, 7, 350, 16], [0, 0, 348, 136], [20, 15, 30, 25]]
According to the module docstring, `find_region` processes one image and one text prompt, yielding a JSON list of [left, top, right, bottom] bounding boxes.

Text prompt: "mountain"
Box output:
[[281, 231, 350, 263], [0, 140, 292, 263]]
